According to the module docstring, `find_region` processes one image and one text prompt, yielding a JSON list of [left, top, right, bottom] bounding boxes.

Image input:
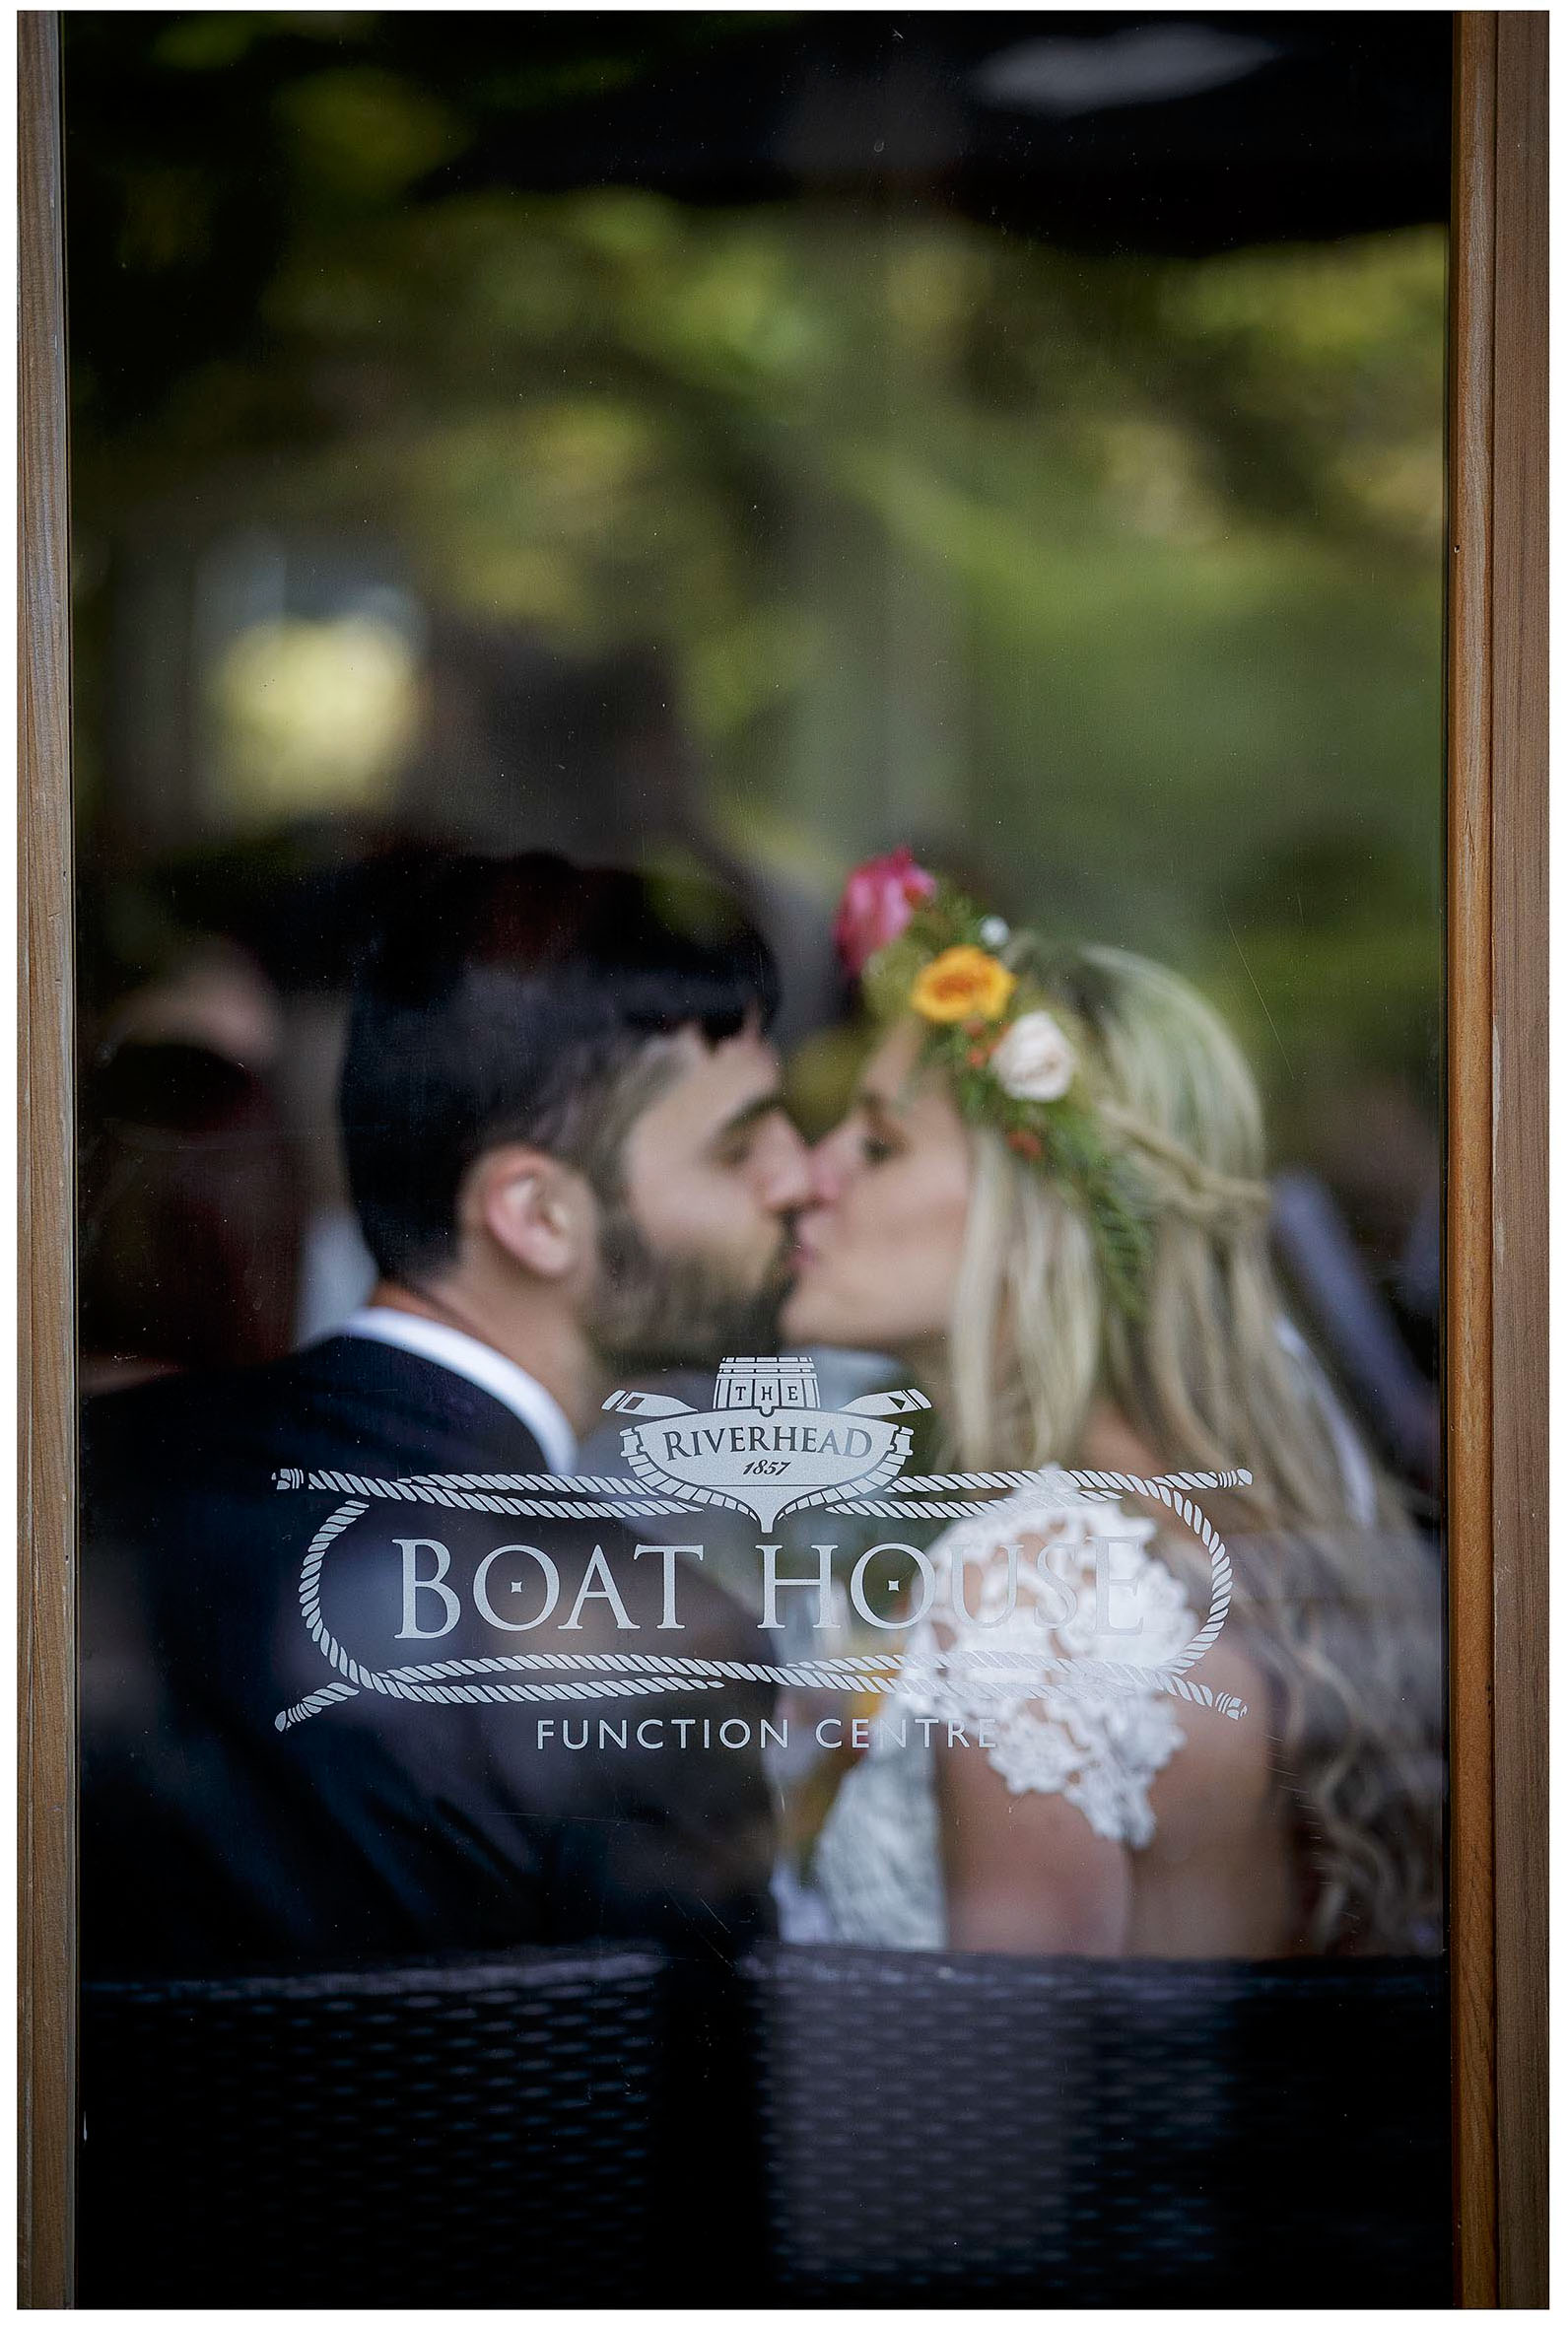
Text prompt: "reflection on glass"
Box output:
[[69, 14, 1451, 2307]]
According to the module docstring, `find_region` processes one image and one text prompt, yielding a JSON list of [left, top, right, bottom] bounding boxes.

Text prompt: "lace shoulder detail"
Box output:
[[893, 1476, 1198, 1848]]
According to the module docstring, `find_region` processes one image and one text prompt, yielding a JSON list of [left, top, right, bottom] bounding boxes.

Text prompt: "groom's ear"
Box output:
[[460, 1143, 593, 1283]]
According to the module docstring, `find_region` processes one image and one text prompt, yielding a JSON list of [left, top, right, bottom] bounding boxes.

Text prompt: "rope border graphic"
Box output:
[[274, 1467, 1251, 1731]]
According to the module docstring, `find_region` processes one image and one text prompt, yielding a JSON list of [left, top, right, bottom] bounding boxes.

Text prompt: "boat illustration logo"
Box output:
[[604, 1355, 930, 1528]]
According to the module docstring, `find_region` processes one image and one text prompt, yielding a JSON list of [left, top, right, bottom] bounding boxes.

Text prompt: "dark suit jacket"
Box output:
[[83, 1334, 779, 1976]]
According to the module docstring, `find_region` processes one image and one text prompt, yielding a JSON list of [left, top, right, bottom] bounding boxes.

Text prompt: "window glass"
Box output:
[[70, 14, 1451, 2305]]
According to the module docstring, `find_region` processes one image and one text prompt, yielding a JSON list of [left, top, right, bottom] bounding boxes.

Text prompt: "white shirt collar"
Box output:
[[334, 1308, 579, 1475]]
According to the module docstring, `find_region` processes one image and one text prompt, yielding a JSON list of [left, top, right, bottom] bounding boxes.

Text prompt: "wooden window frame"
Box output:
[[1448, 13, 1548, 2307], [18, 11, 1547, 2305]]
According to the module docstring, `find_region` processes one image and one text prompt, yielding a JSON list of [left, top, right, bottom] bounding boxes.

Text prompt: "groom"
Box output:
[[83, 851, 813, 1975]]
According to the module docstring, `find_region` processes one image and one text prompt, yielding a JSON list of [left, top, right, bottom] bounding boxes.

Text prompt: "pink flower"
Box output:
[[834, 848, 937, 979]]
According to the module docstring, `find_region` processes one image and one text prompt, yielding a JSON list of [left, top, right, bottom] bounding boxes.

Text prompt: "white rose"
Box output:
[[991, 1010, 1075, 1103]]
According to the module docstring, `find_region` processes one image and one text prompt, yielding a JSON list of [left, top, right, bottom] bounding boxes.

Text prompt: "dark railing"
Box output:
[[80, 1945, 1451, 2306]]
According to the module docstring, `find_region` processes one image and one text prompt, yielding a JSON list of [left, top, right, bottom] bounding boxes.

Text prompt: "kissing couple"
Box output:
[[83, 846, 1441, 1977]]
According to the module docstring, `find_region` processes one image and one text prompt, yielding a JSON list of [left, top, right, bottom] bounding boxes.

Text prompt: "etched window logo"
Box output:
[[609, 1354, 930, 1528], [273, 1355, 1250, 1735]]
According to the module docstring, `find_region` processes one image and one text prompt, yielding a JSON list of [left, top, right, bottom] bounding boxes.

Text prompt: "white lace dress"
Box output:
[[801, 1477, 1200, 1950]]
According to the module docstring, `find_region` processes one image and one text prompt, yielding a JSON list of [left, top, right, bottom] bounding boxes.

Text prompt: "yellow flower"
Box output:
[[911, 944, 1017, 1024]]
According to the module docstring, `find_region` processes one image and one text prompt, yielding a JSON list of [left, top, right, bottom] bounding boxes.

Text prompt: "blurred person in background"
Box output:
[[84, 850, 812, 1975], [80, 941, 305, 1391], [781, 852, 1441, 1961]]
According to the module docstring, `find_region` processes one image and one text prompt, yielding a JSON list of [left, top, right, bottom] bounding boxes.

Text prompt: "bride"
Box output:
[[781, 852, 1441, 1958]]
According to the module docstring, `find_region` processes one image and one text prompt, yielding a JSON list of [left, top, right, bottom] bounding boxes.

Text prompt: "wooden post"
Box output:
[[19, 9, 76, 2308], [1447, 12, 1548, 2307]]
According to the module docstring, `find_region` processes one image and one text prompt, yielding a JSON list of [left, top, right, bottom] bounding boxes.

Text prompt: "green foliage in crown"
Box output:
[[839, 856, 1153, 1317]]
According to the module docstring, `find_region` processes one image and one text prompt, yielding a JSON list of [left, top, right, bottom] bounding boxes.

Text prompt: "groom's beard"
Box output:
[[586, 1199, 793, 1375]]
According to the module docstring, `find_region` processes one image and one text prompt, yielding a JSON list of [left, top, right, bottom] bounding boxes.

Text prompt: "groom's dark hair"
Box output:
[[340, 851, 779, 1280]]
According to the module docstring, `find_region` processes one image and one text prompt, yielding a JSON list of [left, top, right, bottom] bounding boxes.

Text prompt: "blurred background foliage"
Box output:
[[67, 11, 1445, 1298]]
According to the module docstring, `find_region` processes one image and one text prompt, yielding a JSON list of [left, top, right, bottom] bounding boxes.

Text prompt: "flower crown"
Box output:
[[835, 850, 1154, 1317]]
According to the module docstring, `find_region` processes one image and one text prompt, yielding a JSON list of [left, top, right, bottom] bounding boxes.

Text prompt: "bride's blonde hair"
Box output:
[[944, 943, 1440, 1955]]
